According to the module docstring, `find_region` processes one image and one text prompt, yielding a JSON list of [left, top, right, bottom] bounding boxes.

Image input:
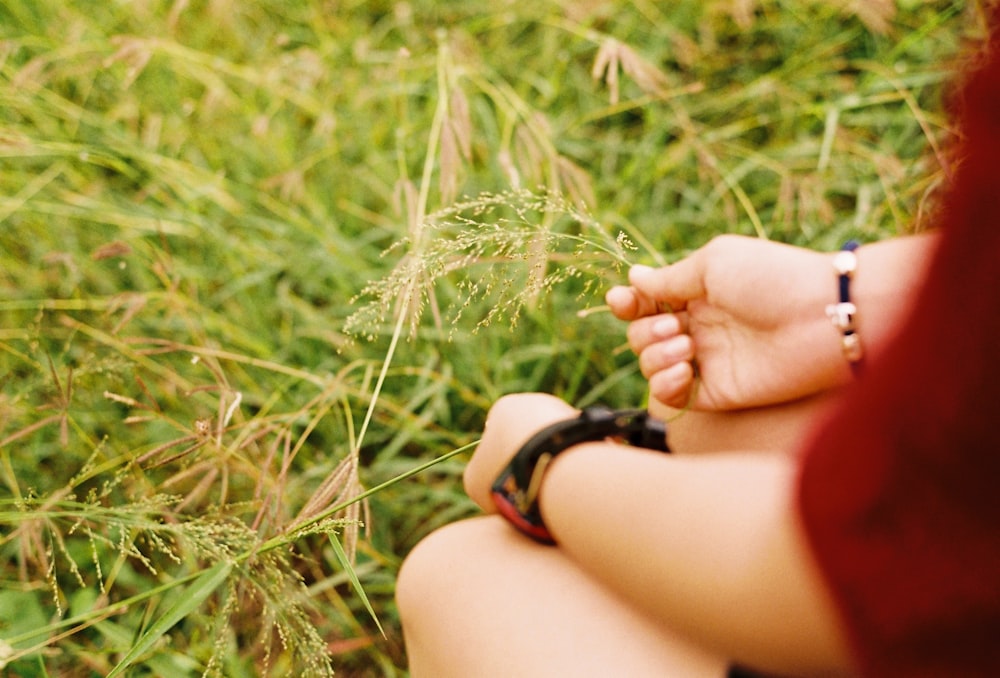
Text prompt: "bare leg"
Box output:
[[397, 515, 728, 677]]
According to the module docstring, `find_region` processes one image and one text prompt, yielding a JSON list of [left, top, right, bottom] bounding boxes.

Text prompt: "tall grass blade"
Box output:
[[328, 533, 386, 639], [106, 560, 233, 677]]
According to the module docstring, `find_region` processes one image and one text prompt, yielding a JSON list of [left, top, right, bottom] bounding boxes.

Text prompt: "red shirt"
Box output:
[[797, 18, 1000, 677]]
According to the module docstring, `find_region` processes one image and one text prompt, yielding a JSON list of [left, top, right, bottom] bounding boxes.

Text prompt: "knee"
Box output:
[[395, 523, 449, 623], [397, 517, 485, 625], [398, 517, 536, 676]]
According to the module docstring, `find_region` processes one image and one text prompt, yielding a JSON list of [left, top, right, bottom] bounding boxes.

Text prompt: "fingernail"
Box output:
[[651, 361, 692, 403], [629, 264, 654, 283], [660, 335, 692, 360], [652, 316, 679, 338], [661, 361, 692, 386], [605, 286, 630, 305]]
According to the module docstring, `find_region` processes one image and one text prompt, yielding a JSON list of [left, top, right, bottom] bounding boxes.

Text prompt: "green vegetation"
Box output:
[[0, 1, 976, 674]]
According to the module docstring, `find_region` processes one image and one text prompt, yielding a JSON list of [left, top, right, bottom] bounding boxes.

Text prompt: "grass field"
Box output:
[[0, 1, 978, 675]]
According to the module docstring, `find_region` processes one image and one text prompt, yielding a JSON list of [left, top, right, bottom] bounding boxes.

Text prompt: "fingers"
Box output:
[[647, 361, 696, 409], [626, 312, 688, 354], [637, 332, 694, 378], [605, 285, 660, 321], [610, 310, 697, 408], [634, 325, 697, 408], [627, 258, 706, 314], [605, 248, 710, 408], [605, 253, 708, 322]]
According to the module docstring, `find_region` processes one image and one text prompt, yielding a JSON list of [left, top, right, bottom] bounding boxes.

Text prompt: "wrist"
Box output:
[[799, 244, 874, 390], [490, 407, 670, 544], [808, 234, 937, 386], [766, 247, 859, 396]]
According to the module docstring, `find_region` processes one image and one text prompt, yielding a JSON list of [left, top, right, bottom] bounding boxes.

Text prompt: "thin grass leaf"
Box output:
[[106, 560, 233, 678], [328, 533, 385, 638]]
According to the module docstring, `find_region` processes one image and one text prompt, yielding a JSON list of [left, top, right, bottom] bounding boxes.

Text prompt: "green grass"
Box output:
[[0, 0, 975, 674]]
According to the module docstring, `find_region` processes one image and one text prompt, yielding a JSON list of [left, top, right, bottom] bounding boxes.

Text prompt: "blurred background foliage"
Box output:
[[0, 0, 978, 674]]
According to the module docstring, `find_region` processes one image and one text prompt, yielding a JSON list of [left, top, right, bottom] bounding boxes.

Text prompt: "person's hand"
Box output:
[[463, 393, 577, 511], [607, 235, 851, 411]]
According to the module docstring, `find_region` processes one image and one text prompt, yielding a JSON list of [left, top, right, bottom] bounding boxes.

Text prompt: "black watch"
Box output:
[[490, 406, 670, 544]]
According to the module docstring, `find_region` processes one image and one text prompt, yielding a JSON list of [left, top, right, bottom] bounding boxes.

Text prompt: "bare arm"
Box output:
[[465, 393, 853, 675], [454, 235, 940, 672], [542, 443, 850, 674]]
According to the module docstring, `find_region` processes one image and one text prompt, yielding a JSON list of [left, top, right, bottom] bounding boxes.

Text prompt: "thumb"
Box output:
[[629, 255, 707, 312]]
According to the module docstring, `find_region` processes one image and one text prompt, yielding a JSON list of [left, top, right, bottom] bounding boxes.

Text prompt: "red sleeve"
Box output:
[[796, 19, 1000, 678]]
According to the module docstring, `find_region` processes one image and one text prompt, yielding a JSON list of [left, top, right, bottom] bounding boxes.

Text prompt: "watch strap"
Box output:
[[490, 407, 669, 544]]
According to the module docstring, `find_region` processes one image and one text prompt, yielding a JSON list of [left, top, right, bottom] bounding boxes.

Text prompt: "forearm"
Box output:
[[539, 442, 853, 674]]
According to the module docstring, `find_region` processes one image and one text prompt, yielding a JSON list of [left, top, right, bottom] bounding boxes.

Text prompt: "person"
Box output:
[[396, 11, 1000, 677]]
